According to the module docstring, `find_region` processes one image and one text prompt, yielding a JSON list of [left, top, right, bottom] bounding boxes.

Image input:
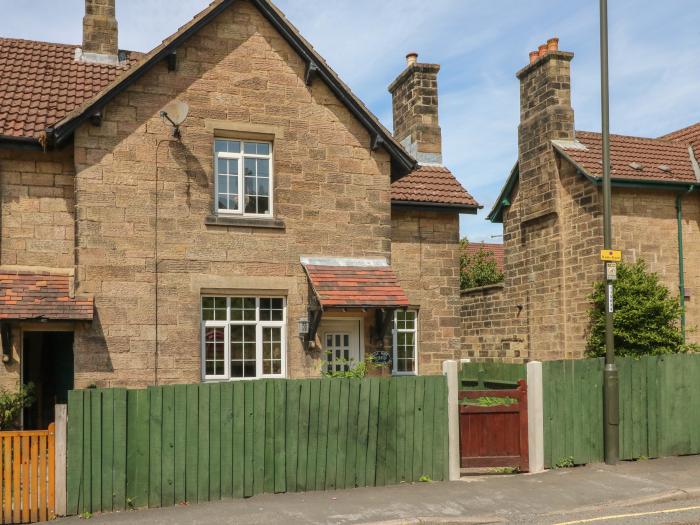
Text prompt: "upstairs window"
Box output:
[[214, 139, 272, 216]]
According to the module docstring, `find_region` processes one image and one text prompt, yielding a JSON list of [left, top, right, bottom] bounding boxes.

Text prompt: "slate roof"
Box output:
[[463, 242, 504, 272], [0, 38, 139, 140], [553, 130, 699, 184], [302, 260, 409, 309], [0, 271, 93, 320], [391, 165, 480, 209]]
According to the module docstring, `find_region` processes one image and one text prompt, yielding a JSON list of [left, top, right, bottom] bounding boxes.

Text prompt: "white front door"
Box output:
[[320, 319, 362, 373]]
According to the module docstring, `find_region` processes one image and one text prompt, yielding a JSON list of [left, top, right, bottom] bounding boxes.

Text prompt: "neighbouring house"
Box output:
[[462, 242, 505, 273], [462, 38, 700, 362], [0, 0, 480, 428]]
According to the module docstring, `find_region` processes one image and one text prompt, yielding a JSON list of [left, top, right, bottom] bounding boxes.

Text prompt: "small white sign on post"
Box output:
[[606, 262, 617, 281], [608, 283, 614, 313]]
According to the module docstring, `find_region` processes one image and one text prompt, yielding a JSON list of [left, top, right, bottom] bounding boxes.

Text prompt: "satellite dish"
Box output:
[[160, 100, 189, 126]]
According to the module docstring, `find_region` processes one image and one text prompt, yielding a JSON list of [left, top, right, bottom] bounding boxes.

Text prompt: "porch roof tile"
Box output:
[[0, 270, 93, 321], [302, 262, 409, 309]]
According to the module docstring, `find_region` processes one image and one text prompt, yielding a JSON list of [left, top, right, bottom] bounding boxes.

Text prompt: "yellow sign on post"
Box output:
[[600, 249, 622, 262]]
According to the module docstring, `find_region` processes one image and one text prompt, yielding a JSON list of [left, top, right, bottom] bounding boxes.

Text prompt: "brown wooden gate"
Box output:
[[0, 425, 55, 524], [459, 380, 528, 471]]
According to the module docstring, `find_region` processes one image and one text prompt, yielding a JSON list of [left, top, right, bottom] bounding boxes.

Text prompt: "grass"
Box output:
[[460, 396, 517, 407], [491, 466, 520, 474]]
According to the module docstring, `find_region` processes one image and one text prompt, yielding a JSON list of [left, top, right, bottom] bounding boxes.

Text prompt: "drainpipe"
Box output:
[[676, 184, 695, 343]]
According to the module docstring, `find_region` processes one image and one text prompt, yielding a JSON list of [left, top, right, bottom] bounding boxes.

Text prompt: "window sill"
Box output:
[[205, 215, 286, 230]]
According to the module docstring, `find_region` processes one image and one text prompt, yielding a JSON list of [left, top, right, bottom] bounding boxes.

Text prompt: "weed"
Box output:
[[80, 511, 92, 519], [491, 466, 519, 474], [418, 475, 432, 482], [554, 456, 575, 468]]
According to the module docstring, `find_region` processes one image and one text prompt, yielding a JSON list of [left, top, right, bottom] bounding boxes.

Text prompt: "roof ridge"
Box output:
[[0, 37, 79, 48], [659, 122, 700, 141], [575, 129, 683, 145]]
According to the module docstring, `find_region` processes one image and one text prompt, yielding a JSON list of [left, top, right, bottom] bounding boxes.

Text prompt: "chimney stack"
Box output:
[[80, 0, 119, 64], [388, 53, 443, 165], [515, 38, 574, 218]]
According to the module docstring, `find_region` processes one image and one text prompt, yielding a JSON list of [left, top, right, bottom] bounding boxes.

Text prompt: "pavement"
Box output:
[[56, 455, 700, 524]]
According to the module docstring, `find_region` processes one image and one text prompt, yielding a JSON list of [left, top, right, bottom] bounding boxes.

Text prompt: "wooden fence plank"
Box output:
[[252, 380, 266, 496], [98, 390, 112, 513], [273, 380, 286, 494], [284, 381, 299, 494], [336, 379, 350, 490], [422, 377, 436, 480], [39, 434, 47, 522], [385, 378, 397, 486], [411, 377, 424, 481], [209, 383, 222, 502], [220, 383, 233, 499], [325, 380, 340, 490], [305, 380, 320, 491], [243, 381, 254, 498], [148, 387, 163, 509], [185, 384, 199, 504], [355, 379, 370, 488], [48, 423, 56, 520], [315, 379, 330, 491], [22, 435, 30, 523], [30, 435, 38, 523], [263, 381, 275, 495], [161, 386, 175, 508], [4, 435, 11, 521], [173, 385, 187, 505], [232, 382, 245, 499], [403, 378, 416, 482], [197, 384, 211, 503], [12, 435, 20, 523], [345, 379, 360, 488], [375, 379, 389, 487]]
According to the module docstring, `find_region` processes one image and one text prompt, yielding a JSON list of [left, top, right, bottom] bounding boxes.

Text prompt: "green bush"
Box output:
[[0, 383, 35, 430], [460, 238, 504, 290], [586, 260, 692, 357]]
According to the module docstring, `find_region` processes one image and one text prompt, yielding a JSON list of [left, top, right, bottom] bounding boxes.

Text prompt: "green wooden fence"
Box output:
[[66, 376, 448, 515], [459, 361, 525, 390], [542, 354, 700, 468]]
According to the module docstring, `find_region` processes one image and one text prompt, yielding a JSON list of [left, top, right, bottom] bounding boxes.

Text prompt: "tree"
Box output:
[[460, 238, 504, 290], [586, 260, 691, 357]]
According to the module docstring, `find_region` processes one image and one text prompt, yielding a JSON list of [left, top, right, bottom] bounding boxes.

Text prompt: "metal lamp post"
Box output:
[[600, 0, 619, 465]]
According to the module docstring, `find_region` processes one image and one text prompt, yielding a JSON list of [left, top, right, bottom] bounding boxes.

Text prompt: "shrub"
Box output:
[[586, 260, 692, 357], [0, 383, 35, 430], [460, 238, 504, 290]]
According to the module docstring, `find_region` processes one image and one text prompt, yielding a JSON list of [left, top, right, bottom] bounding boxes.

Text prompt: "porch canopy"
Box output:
[[300, 257, 409, 349], [0, 270, 94, 321], [301, 257, 409, 309]]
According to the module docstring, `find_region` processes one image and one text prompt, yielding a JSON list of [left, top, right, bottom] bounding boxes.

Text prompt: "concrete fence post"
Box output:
[[55, 404, 67, 516], [442, 360, 460, 480], [526, 361, 545, 473]]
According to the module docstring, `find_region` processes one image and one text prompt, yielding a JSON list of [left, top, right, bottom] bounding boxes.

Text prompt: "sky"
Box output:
[[2, 0, 699, 242]]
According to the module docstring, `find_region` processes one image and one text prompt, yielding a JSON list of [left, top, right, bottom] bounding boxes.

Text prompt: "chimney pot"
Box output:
[[547, 37, 559, 52], [538, 44, 548, 57], [406, 52, 418, 67], [529, 51, 539, 64]]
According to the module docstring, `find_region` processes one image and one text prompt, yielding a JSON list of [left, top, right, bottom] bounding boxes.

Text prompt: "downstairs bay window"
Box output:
[[393, 310, 417, 375], [201, 296, 286, 380]]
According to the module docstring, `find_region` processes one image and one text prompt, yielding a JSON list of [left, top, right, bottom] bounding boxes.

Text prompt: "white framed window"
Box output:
[[392, 310, 417, 375], [214, 139, 273, 216], [201, 296, 286, 380]]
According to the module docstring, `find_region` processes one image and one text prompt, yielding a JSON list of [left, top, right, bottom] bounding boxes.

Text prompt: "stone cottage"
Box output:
[[0, 0, 479, 428], [462, 39, 700, 362]]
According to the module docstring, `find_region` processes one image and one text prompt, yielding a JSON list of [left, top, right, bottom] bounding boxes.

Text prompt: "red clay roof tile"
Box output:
[[391, 164, 480, 208], [554, 130, 699, 184], [0, 38, 140, 139], [303, 264, 409, 308], [0, 270, 93, 320], [463, 242, 504, 272]]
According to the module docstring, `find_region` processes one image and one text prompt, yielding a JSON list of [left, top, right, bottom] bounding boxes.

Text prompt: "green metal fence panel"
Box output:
[[66, 375, 448, 516], [459, 361, 526, 390]]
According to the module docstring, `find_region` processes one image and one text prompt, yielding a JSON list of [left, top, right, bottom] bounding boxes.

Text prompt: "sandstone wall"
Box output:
[[72, 0, 393, 387], [391, 208, 461, 374]]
